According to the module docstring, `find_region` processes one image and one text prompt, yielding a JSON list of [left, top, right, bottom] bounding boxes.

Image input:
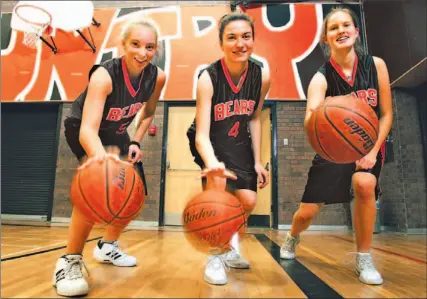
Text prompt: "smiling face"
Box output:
[[323, 10, 359, 54], [122, 24, 157, 75], [220, 19, 254, 64]]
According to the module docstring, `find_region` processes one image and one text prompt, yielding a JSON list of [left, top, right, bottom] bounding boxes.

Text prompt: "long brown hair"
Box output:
[[320, 7, 366, 57]]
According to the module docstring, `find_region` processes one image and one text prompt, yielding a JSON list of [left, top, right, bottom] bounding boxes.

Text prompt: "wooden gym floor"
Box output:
[[1, 224, 426, 298]]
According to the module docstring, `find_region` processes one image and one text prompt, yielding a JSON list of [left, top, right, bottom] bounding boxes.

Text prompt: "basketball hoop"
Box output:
[[13, 4, 52, 49]]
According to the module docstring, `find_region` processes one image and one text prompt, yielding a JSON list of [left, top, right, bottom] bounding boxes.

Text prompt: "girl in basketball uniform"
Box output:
[[280, 7, 393, 285], [187, 12, 270, 285], [52, 19, 166, 297]]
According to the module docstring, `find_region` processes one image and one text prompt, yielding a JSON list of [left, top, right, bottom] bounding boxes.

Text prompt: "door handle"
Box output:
[[167, 160, 200, 171], [265, 162, 270, 171], [168, 168, 201, 171]]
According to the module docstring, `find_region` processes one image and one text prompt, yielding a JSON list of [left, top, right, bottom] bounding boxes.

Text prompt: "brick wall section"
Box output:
[[131, 103, 164, 221], [52, 102, 164, 222], [381, 88, 427, 230], [276, 102, 352, 226]]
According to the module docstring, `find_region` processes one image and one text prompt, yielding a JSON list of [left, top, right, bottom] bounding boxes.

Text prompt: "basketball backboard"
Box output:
[[10, 1, 99, 54], [11, 1, 94, 33]]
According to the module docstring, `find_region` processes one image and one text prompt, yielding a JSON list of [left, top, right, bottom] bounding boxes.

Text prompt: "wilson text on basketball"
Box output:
[[200, 228, 221, 247], [183, 208, 217, 225], [113, 167, 126, 190], [343, 118, 375, 150]]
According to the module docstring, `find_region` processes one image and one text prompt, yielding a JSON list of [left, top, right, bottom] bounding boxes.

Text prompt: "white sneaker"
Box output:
[[93, 240, 137, 267], [204, 255, 228, 285], [53, 254, 89, 297], [223, 248, 250, 269], [356, 252, 383, 285], [280, 232, 300, 259]]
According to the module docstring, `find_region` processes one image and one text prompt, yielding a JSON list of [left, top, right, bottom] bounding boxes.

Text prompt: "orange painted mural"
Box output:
[[1, 4, 365, 102]]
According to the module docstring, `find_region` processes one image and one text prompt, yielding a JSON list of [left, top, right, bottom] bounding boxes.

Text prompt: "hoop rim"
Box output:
[[14, 4, 52, 28]]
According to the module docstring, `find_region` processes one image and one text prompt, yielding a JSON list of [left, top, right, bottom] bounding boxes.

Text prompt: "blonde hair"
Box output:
[[121, 19, 159, 43], [320, 7, 365, 57]]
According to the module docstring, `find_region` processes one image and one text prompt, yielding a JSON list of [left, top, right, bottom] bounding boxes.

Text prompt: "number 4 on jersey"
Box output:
[[228, 121, 240, 137]]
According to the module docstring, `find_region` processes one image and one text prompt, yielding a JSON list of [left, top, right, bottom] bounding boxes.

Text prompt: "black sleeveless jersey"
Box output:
[[67, 57, 158, 135], [318, 54, 380, 118], [192, 59, 262, 147], [188, 59, 262, 173]]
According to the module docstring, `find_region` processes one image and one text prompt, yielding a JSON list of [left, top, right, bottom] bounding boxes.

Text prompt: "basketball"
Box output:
[[306, 95, 379, 163], [70, 155, 145, 227], [182, 189, 247, 254]]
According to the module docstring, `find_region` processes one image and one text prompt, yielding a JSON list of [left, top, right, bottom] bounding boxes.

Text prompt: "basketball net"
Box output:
[[14, 4, 52, 49]]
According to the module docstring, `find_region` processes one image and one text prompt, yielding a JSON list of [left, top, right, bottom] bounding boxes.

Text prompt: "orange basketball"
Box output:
[[70, 156, 145, 227], [306, 95, 379, 163], [182, 189, 247, 254]]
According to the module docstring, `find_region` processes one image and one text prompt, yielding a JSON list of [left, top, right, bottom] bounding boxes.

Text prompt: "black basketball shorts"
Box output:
[[186, 126, 258, 192], [301, 151, 384, 205], [64, 118, 148, 195]]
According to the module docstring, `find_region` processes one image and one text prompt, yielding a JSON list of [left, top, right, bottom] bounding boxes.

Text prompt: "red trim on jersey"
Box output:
[[329, 55, 358, 87], [220, 58, 248, 94], [121, 57, 144, 98]]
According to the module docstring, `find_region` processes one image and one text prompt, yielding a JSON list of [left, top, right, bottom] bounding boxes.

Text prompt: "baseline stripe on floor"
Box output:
[[1, 230, 133, 262], [329, 235, 427, 265], [254, 234, 343, 299]]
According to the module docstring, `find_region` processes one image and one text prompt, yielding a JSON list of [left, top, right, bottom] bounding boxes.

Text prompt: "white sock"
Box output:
[[230, 232, 240, 254]]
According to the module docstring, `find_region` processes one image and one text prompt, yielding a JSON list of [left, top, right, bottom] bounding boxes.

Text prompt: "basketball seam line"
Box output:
[[119, 170, 145, 219], [184, 212, 246, 233], [78, 170, 109, 224], [314, 108, 335, 162], [116, 170, 144, 219], [216, 219, 246, 249], [111, 172, 136, 219], [325, 104, 379, 137], [221, 219, 246, 247], [107, 166, 139, 220], [324, 107, 368, 157], [105, 159, 136, 224], [116, 168, 145, 219], [184, 201, 242, 211], [105, 159, 115, 225]]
